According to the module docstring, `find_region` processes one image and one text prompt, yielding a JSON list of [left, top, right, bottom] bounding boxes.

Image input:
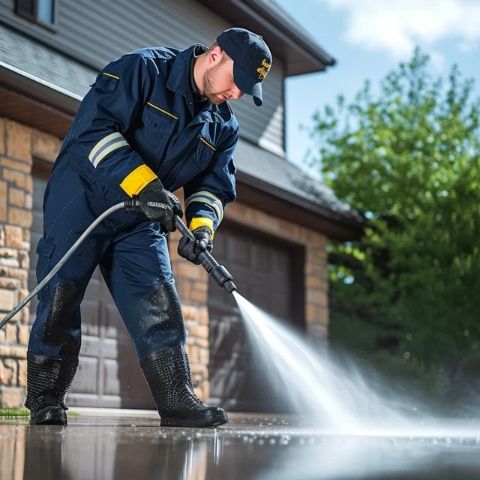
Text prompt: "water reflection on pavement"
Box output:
[[1, 413, 480, 480]]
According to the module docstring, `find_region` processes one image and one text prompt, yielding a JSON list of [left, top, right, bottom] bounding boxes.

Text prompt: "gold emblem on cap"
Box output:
[[257, 58, 271, 80]]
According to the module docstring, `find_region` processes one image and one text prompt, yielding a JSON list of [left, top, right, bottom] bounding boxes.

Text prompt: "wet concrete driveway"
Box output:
[[2, 411, 480, 480]]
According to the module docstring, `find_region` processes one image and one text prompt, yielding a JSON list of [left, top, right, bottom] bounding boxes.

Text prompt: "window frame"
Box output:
[[15, 0, 58, 31]]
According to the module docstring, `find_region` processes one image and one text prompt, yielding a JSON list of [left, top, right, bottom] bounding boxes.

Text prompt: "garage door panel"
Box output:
[[75, 336, 101, 357], [73, 357, 99, 394], [252, 243, 272, 273], [209, 222, 300, 412], [246, 289, 270, 312], [212, 233, 227, 256], [81, 300, 100, 336], [103, 359, 121, 395], [272, 297, 290, 319], [210, 315, 245, 355], [84, 281, 102, 299], [228, 236, 251, 267], [104, 304, 130, 341]]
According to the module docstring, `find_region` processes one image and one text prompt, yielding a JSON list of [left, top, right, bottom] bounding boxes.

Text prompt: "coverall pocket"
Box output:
[[35, 238, 56, 302], [142, 103, 177, 134], [36, 237, 55, 258], [94, 74, 119, 93], [195, 135, 215, 168]]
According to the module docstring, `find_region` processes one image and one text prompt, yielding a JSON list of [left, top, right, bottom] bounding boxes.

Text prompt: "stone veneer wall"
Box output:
[[0, 116, 330, 407], [0, 119, 35, 407]]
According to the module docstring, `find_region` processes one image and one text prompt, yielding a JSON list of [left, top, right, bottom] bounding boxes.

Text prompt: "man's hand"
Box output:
[[177, 227, 213, 265], [137, 179, 183, 232]]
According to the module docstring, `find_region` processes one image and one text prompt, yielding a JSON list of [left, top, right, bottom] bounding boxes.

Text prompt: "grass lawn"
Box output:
[[0, 408, 30, 417], [0, 408, 80, 417]]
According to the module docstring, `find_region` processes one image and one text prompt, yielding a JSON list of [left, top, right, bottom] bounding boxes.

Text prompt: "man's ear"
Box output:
[[208, 45, 223, 65]]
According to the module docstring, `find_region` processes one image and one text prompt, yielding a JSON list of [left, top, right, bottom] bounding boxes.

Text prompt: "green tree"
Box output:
[[311, 49, 480, 376]]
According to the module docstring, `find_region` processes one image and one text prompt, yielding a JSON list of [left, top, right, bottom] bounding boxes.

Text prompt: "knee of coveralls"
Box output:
[[28, 237, 96, 358], [28, 164, 111, 359], [99, 221, 187, 359]]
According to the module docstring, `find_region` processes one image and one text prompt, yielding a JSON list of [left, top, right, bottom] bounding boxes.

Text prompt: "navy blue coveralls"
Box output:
[[28, 44, 239, 361]]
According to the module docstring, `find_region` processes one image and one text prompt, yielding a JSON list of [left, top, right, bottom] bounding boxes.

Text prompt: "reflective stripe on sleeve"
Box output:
[[88, 132, 129, 168], [185, 191, 224, 223], [120, 164, 158, 197]]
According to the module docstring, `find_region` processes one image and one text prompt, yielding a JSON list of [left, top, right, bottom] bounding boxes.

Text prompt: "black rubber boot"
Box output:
[[141, 345, 228, 428], [25, 352, 78, 425]]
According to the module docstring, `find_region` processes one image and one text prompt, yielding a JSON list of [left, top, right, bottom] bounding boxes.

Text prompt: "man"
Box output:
[[26, 27, 272, 428]]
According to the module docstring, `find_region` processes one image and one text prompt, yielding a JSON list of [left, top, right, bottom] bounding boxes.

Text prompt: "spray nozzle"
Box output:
[[207, 265, 237, 293]]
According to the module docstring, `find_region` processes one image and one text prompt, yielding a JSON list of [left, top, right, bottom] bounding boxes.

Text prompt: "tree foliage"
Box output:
[[312, 49, 480, 370]]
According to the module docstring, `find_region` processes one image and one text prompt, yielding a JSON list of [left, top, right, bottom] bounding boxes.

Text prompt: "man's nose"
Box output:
[[231, 84, 244, 99]]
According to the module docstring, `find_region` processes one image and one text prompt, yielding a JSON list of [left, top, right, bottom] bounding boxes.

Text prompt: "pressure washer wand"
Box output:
[[174, 216, 237, 294]]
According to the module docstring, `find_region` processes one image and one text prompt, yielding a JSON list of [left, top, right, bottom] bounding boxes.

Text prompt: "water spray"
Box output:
[[0, 199, 237, 330]]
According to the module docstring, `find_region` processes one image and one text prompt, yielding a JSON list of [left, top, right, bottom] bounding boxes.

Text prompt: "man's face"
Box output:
[[203, 53, 244, 104]]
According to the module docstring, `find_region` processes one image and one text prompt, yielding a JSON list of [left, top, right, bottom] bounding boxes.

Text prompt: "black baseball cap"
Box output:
[[217, 27, 272, 107]]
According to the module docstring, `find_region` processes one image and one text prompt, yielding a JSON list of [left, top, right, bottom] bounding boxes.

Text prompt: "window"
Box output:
[[16, 0, 56, 27]]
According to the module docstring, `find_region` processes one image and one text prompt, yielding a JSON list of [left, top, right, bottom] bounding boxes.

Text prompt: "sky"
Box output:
[[273, 0, 480, 177]]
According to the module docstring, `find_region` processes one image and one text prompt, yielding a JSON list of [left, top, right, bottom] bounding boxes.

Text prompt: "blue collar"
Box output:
[[167, 44, 207, 102]]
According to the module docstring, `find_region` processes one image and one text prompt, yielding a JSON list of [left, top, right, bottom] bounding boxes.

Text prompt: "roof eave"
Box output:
[[0, 63, 77, 138], [236, 170, 365, 240], [0, 61, 80, 115]]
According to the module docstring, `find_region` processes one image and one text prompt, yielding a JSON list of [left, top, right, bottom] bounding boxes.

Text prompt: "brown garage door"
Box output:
[[29, 166, 154, 408], [208, 222, 304, 413]]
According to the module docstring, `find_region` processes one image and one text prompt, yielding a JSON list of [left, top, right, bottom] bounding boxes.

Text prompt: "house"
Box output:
[[0, 0, 363, 411]]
